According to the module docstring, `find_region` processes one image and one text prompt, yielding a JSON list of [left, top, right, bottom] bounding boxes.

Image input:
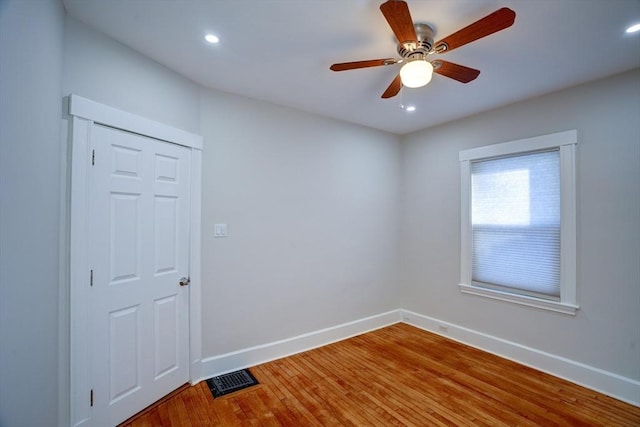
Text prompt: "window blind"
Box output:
[[471, 149, 561, 299]]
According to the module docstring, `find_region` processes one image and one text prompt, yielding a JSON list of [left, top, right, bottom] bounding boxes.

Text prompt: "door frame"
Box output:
[[67, 95, 203, 427]]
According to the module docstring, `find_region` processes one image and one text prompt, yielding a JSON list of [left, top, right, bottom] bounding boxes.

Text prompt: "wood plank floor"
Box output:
[[121, 323, 640, 426]]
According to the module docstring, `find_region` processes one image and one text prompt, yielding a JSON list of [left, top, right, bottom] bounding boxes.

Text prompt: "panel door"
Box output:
[[88, 124, 190, 426]]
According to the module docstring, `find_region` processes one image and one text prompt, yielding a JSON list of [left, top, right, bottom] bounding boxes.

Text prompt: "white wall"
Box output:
[[62, 7, 400, 401], [62, 12, 401, 361], [0, 1, 65, 426], [199, 90, 401, 356], [400, 69, 640, 382], [2, 5, 637, 425], [63, 17, 201, 134], [59, 17, 202, 426]]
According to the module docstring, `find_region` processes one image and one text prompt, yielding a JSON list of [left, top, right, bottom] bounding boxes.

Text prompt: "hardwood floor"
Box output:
[[121, 323, 640, 426]]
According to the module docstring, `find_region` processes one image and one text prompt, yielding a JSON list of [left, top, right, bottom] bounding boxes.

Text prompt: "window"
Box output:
[[459, 130, 578, 315]]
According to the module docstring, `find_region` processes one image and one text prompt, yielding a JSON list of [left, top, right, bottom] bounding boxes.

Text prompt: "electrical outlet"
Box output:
[[438, 325, 449, 333]]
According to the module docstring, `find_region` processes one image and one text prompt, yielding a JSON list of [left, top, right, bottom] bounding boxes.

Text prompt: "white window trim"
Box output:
[[459, 130, 579, 315]]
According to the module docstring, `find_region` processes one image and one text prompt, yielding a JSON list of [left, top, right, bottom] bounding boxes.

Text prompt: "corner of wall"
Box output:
[[401, 309, 640, 407]]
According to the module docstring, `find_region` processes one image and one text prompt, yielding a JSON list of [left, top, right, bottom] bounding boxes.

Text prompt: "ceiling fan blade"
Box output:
[[381, 74, 402, 98], [433, 8, 515, 53], [330, 58, 399, 72], [432, 60, 480, 83], [380, 0, 417, 45]]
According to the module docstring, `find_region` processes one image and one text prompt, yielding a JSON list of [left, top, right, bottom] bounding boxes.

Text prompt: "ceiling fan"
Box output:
[[330, 0, 516, 99]]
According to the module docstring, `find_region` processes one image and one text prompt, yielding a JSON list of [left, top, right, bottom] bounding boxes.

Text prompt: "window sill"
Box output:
[[458, 283, 579, 316]]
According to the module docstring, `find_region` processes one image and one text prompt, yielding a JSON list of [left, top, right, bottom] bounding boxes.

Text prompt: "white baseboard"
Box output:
[[194, 308, 639, 407], [400, 309, 640, 407], [196, 310, 403, 383]]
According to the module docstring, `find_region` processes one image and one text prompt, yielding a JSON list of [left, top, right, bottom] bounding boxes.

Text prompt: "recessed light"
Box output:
[[405, 105, 416, 112], [625, 23, 640, 34], [205, 34, 220, 44]]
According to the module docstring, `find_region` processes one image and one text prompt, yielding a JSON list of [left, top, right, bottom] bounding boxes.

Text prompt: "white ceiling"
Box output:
[[63, 0, 640, 135]]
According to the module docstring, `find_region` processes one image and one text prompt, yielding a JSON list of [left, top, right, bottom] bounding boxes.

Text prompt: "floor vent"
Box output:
[[206, 369, 259, 398]]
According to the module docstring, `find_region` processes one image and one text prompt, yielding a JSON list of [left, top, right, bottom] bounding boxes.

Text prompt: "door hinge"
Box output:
[[91, 149, 95, 166], [90, 269, 93, 287], [90, 389, 94, 407]]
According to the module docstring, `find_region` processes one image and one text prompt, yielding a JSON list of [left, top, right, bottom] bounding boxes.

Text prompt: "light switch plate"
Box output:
[[214, 223, 227, 237]]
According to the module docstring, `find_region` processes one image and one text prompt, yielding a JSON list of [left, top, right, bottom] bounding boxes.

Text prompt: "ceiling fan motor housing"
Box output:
[[397, 23, 435, 58]]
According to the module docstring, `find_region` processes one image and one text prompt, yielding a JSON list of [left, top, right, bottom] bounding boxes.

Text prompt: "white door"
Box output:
[[88, 124, 191, 426]]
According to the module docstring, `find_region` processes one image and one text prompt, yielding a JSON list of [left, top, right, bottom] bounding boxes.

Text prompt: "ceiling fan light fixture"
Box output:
[[399, 59, 433, 88]]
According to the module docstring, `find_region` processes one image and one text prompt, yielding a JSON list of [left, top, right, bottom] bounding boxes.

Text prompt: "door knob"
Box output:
[[179, 276, 190, 287]]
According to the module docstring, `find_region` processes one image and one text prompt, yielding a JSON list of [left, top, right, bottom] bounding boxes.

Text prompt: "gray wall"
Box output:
[[400, 69, 640, 381], [60, 12, 400, 424], [1, 4, 638, 426], [63, 17, 201, 134], [62, 13, 401, 362], [0, 1, 65, 426], [199, 90, 400, 355]]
